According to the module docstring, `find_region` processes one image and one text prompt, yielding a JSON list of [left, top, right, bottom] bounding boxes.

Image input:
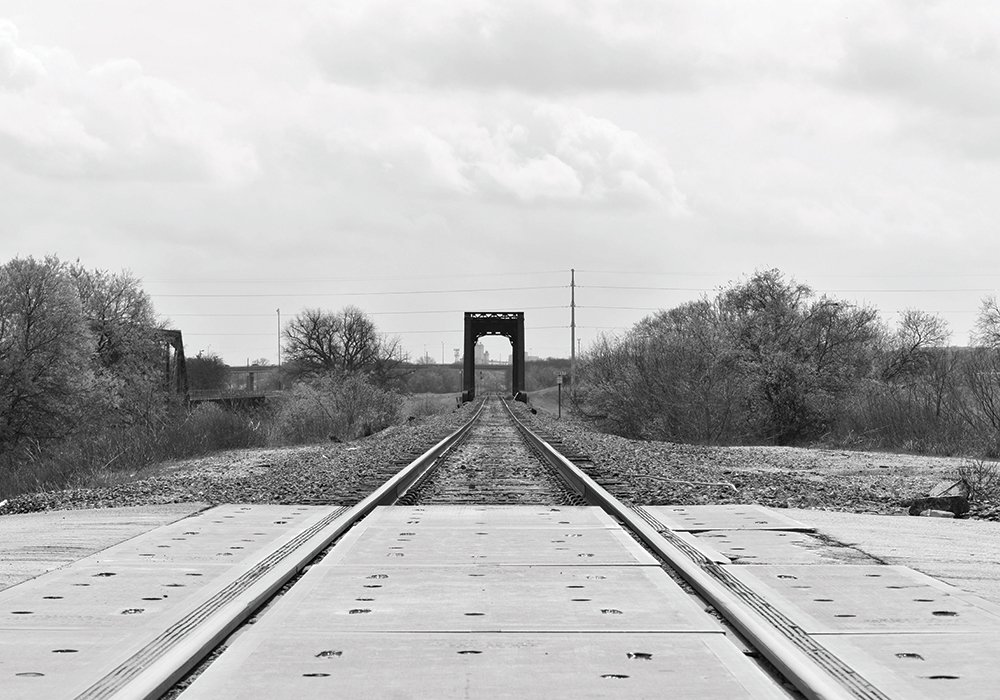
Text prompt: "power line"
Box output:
[[384, 325, 568, 335], [147, 269, 1000, 285], [186, 325, 569, 338], [160, 305, 568, 318], [577, 269, 1000, 279], [826, 289, 996, 294], [579, 285, 708, 292], [581, 285, 997, 293], [164, 313, 279, 317], [150, 285, 566, 298], [177, 333, 279, 338], [577, 269, 720, 277], [144, 270, 567, 284]]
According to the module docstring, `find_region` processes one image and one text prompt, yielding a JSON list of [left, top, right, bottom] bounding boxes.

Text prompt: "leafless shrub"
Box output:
[[268, 374, 401, 445], [958, 459, 1000, 502]]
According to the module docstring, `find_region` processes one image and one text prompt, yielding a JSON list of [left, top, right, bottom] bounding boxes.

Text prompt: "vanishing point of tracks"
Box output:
[[397, 396, 585, 506]]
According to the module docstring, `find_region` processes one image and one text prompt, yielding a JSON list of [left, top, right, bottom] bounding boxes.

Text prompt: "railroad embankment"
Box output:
[[2, 399, 997, 521]]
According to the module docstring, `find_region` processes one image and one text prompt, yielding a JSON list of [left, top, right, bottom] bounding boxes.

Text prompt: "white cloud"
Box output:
[[836, 2, 1000, 116], [448, 105, 684, 206], [304, 1, 869, 94], [253, 83, 683, 207], [0, 20, 46, 89], [0, 21, 257, 184], [826, 2, 1000, 160], [306, 0, 703, 92]]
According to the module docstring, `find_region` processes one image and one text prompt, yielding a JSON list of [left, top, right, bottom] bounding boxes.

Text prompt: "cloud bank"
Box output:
[[0, 20, 256, 183]]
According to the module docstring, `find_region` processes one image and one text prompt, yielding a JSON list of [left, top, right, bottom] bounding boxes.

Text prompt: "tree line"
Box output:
[[1, 256, 163, 468], [26, 254, 999, 497], [576, 269, 1000, 457], [0, 256, 410, 498]]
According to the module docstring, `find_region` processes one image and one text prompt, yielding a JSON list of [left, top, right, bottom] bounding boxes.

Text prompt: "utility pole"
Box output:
[[570, 268, 576, 397]]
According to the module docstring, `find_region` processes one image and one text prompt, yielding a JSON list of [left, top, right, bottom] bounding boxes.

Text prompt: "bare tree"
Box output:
[[339, 306, 381, 371], [960, 348, 1000, 444], [283, 306, 403, 382], [974, 296, 1000, 348], [922, 346, 961, 418], [880, 309, 950, 382]]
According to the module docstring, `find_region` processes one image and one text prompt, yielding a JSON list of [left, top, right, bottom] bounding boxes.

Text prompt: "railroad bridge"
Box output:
[[462, 311, 526, 403]]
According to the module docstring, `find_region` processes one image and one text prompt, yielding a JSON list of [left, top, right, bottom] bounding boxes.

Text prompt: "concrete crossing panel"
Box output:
[[818, 633, 1000, 700], [90, 504, 334, 565], [0, 504, 206, 591], [179, 631, 790, 699], [323, 522, 657, 566], [176, 506, 772, 699], [0, 628, 150, 700], [258, 564, 722, 633], [0, 561, 234, 631], [361, 504, 620, 529], [722, 564, 1000, 634], [640, 505, 814, 532], [687, 530, 878, 565], [0, 504, 349, 699], [784, 508, 1000, 608]]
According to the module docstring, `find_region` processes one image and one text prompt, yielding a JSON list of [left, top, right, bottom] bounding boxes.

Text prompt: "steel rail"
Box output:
[[80, 399, 487, 700], [501, 397, 865, 700]]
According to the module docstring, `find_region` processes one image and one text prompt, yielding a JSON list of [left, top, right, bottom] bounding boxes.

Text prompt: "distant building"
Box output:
[[474, 342, 490, 365], [226, 364, 281, 392]]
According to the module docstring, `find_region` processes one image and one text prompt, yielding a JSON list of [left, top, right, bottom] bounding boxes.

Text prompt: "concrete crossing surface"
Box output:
[[0, 504, 351, 699], [1, 503, 999, 698], [179, 505, 788, 699]]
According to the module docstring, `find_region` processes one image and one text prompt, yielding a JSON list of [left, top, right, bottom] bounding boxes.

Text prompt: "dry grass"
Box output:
[[401, 393, 462, 418], [527, 386, 566, 416]]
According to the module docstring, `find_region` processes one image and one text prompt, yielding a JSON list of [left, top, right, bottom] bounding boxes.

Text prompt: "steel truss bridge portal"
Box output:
[[462, 311, 526, 403]]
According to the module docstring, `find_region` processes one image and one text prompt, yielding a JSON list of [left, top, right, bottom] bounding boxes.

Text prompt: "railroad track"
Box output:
[[397, 396, 585, 506], [6, 394, 994, 698]]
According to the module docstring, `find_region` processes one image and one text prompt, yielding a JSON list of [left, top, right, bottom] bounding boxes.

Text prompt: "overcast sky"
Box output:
[[2, 1, 999, 364]]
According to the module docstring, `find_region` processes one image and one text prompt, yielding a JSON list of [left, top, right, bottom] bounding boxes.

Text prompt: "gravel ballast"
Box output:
[[2, 400, 998, 522], [516, 404, 1000, 521]]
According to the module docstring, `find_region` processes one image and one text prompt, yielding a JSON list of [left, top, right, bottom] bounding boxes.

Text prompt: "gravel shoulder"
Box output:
[[2, 400, 997, 521], [518, 406, 1000, 520], [0, 405, 478, 515]]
